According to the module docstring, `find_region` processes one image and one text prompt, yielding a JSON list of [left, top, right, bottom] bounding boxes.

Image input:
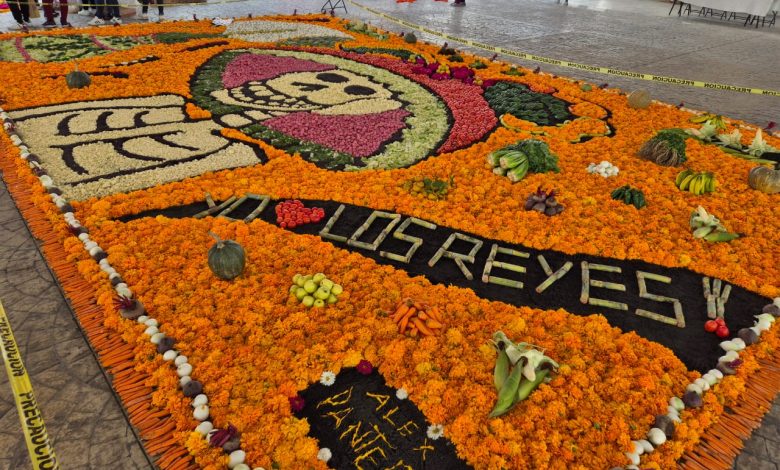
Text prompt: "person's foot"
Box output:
[[23, 20, 32, 28], [88, 16, 105, 25], [451, 2, 465, 5], [134, 12, 148, 19], [110, 16, 122, 24], [8, 23, 24, 31], [42, 20, 57, 28], [61, 22, 72, 28], [157, 13, 164, 21], [78, 8, 93, 16]]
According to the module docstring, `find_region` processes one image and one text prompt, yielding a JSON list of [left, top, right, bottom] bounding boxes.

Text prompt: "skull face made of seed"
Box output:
[[212, 69, 402, 125]]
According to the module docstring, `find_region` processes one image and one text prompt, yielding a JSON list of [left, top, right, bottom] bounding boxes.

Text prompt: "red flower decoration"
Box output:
[[356, 360, 373, 375], [289, 395, 305, 412]]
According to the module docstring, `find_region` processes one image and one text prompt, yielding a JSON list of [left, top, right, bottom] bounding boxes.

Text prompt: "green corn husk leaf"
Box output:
[[489, 360, 524, 418], [517, 368, 550, 402], [494, 349, 510, 392]]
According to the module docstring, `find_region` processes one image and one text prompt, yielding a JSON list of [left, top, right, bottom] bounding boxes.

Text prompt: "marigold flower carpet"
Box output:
[[0, 14, 778, 470]]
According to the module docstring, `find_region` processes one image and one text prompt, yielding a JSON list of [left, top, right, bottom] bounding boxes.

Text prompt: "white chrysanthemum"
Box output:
[[319, 371, 336, 386], [317, 448, 332, 462], [395, 388, 408, 400], [427, 424, 444, 440]]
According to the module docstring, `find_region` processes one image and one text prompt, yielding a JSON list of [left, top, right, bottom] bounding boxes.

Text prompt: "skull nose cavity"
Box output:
[[315, 72, 350, 83], [344, 85, 377, 96]]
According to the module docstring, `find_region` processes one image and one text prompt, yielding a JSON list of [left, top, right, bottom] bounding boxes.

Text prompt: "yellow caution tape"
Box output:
[[0, 301, 59, 470], [348, 0, 780, 97], [70, 0, 262, 8]]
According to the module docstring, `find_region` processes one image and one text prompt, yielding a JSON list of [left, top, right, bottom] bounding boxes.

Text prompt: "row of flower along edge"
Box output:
[[619, 297, 779, 469], [0, 110, 255, 470]]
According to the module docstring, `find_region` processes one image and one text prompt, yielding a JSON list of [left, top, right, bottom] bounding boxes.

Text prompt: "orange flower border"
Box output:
[[0, 15, 778, 470]]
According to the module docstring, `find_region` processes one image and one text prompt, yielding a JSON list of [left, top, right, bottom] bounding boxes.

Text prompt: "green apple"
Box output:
[[289, 284, 298, 293], [331, 284, 343, 296], [295, 276, 307, 287], [303, 280, 317, 294], [313, 299, 325, 308], [295, 288, 308, 301], [327, 294, 338, 304], [320, 279, 334, 290], [302, 296, 315, 307], [312, 273, 326, 284], [314, 287, 330, 300]]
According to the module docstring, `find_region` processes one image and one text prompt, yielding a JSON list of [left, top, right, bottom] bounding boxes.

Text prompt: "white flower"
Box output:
[[426, 424, 444, 440], [395, 388, 408, 400], [319, 371, 336, 386], [716, 129, 743, 149], [317, 448, 332, 462], [746, 129, 779, 156]]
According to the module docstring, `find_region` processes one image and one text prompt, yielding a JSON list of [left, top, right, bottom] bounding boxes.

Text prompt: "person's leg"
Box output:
[[8, 0, 23, 23], [59, 0, 69, 25], [19, 0, 30, 22], [42, 0, 56, 25], [140, 0, 147, 14], [157, 0, 163, 16]]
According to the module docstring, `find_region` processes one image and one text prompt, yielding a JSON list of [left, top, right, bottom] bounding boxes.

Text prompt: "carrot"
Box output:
[[412, 317, 434, 336], [418, 312, 428, 320], [409, 327, 418, 337], [398, 307, 417, 333], [413, 301, 427, 311], [392, 304, 410, 323], [425, 318, 443, 329], [428, 307, 442, 322]]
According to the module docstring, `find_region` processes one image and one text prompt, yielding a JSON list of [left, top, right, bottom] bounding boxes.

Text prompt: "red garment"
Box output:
[[43, 0, 67, 24]]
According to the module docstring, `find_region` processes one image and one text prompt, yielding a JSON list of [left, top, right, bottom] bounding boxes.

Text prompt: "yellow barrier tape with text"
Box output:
[[0, 301, 59, 470], [348, 0, 780, 97]]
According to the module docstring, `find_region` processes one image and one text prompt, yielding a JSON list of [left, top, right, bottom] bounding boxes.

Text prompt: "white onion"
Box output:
[[175, 355, 188, 366], [177, 363, 193, 377], [150, 332, 165, 344], [625, 451, 640, 465], [144, 318, 159, 327], [228, 450, 246, 468], [638, 439, 653, 453], [163, 350, 178, 361], [193, 405, 209, 421], [647, 427, 666, 446], [192, 394, 208, 408], [179, 376, 191, 386], [195, 421, 213, 435]]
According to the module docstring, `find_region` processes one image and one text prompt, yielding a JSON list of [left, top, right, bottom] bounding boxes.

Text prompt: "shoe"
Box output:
[[61, 22, 72, 28], [134, 12, 148, 19], [88, 16, 105, 25], [8, 23, 24, 31], [42, 20, 57, 28], [23, 20, 32, 27], [157, 13, 164, 21], [110, 16, 122, 24], [77, 9, 92, 16]]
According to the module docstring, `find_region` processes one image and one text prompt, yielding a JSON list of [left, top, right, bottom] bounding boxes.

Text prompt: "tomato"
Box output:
[[280, 222, 287, 228], [715, 325, 730, 338], [704, 320, 718, 333], [715, 317, 726, 326]]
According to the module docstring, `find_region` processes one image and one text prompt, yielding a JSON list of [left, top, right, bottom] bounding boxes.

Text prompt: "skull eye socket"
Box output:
[[315, 72, 350, 83], [344, 85, 377, 96]]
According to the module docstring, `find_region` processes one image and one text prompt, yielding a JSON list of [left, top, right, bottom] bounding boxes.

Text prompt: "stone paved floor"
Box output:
[[0, 0, 778, 468]]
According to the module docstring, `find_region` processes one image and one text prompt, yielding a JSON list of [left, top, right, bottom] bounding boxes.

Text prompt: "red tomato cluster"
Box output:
[[275, 200, 325, 229], [704, 317, 730, 338]]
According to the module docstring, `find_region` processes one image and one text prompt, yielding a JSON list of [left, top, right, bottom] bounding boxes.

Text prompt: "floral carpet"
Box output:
[[0, 15, 779, 470]]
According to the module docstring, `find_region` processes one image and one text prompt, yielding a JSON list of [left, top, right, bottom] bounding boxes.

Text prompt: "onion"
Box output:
[[196, 421, 213, 435], [228, 450, 246, 468], [647, 427, 667, 446], [193, 405, 209, 421], [694, 378, 710, 391], [175, 355, 188, 366], [624, 451, 640, 466], [192, 394, 208, 407], [669, 396, 685, 411], [638, 439, 653, 453], [683, 390, 703, 408], [163, 350, 178, 361], [177, 363, 193, 377]]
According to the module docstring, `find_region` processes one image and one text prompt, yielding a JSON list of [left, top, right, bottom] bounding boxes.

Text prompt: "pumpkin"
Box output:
[[627, 90, 651, 109], [404, 32, 417, 44], [208, 232, 245, 280], [747, 164, 780, 194], [66, 63, 91, 89]]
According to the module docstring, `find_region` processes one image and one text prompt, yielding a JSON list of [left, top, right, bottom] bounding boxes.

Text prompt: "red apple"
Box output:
[[704, 320, 718, 333], [715, 325, 730, 338]]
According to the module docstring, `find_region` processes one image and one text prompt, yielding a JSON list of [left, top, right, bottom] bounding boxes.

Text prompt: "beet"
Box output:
[[762, 303, 780, 317], [653, 414, 675, 438], [156, 336, 175, 354], [737, 328, 759, 345], [182, 380, 203, 398], [222, 436, 241, 453]]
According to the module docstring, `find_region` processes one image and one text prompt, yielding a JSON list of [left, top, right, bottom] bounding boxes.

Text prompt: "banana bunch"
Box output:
[[690, 114, 727, 130], [689, 206, 740, 243], [611, 185, 646, 209], [676, 169, 717, 195]]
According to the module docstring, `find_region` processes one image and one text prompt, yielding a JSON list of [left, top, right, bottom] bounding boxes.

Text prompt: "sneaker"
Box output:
[[42, 20, 57, 28], [8, 23, 24, 31], [157, 13, 164, 21], [61, 22, 72, 28], [78, 8, 92, 16], [134, 12, 148, 20], [23, 20, 32, 28], [110, 17, 122, 24], [88, 16, 105, 25]]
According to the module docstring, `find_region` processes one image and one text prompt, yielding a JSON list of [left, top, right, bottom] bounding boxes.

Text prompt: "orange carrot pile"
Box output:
[[391, 298, 445, 337]]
